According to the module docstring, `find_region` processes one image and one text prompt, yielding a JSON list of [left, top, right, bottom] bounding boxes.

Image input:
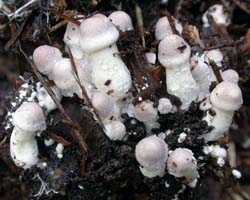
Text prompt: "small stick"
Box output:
[[19, 45, 88, 175], [231, 0, 250, 15], [50, 8, 81, 26], [135, 4, 146, 48], [208, 59, 223, 83]]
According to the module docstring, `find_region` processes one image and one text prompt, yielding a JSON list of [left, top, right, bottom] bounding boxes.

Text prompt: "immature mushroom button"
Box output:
[[108, 11, 134, 32], [201, 81, 243, 141], [135, 135, 168, 178], [158, 98, 173, 114], [155, 16, 183, 41], [158, 34, 199, 110], [222, 69, 239, 84], [33, 45, 62, 77], [13, 102, 46, 132], [104, 120, 127, 141], [167, 148, 198, 187]]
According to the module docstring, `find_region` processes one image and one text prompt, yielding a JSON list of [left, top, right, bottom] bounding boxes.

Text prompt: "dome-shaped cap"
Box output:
[[158, 34, 191, 68], [33, 45, 62, 75], [105, 120, 127, 140], [135, 135, 168, 168], [134, 100, 158, 122], [92, 92, 114, 119], [13, 102, 46, 132], [210, 81, 243, 111], [167, 148, 197, 178], [80, 14, 119, 53], [222, 69, 239, 84], [108, 11, 133, 32], [155, 17, 173, 41]]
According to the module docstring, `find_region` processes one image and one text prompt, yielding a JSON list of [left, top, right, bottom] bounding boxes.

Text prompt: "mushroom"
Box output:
[[155, 16, 183, 41], [91, 91, 119, 122], [201, 81, 243, 141], [52, 58, 93, 98], [202, 4, 230, 27], [63, 15, 85, 60], [222, 69, 239, 84], [13, 102, 46, 132], [135, 135, 169, 178], [134, 100, 159, 132], [158, 34, 199, 110], [145, 52, 156, 65], [36, 83, 62, 113], [104, 120, 127, 141], [10, 102, 46, 169], [167, 148, 198, 187], [79, 14, 132, 101], [158, 98, 173, 114], [33, 45, 62, 78], [108, 11, 133, 32]]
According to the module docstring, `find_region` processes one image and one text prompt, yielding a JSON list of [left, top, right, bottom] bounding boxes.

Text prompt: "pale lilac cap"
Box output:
[[108, 11, 133, 32]]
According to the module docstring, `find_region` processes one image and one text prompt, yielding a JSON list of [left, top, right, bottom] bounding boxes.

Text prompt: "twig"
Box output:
[[49, 8, 81, 26], [48, 133, 72, 147], [19, 44, 88, 176], [49, 19, 68, 33], [208, 59, 223, 83], [162, 10, 179, 35], [68, 49, 105, 130], [135, 4, 146, 48]]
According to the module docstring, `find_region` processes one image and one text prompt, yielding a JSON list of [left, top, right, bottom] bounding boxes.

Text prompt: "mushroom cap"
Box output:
[[167, 148, 197, 178], [210, 81, 243, 111], [134, 100, 158, 122], [136, 135, 168, 169], [202, 4, 230, 27], [108, 11, 133, 32], [145, 52, 156, 65], [104, 120, 127, 140], [80, 14, 119, 53], [155, 17, 173, 41], [204, 49, 223, 66], [222, 69, 239, 84], [63, 15, 84, 47], [33, 45, 62, 75], [158, 98, 173, 114], [13, 102, 46, 132], [158, 34, 191, 68], [91, 92, 115, 119]]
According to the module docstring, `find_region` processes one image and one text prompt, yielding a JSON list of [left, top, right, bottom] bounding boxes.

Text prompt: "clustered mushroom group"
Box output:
[[7, 4, 243, 191]]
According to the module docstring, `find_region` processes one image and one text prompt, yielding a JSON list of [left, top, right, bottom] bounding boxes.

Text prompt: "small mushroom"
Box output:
[[158, 34, 199, 110], [222, 69, 239, 84], [104, 120, 127, 141], [135, 135, 169, 178], [201, 81, 243, 141], [108, 11, 133, 32], [158, 98, 173, 114], [167, 148, 198, 187]]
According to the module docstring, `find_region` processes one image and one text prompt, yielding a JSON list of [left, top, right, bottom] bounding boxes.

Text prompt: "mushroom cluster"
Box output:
[[7, 5, 243, 193]]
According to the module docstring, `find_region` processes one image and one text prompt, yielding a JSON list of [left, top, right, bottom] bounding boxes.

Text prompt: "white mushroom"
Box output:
[[222, 69, 239, 84], [104, 120, 127, 141], [13, 102, 46, 132], [52, 58, 93, 98], [202, 4, 230, 27], [167, 148, 198, 187], [63, 15, 85, 60], [135, 135, 169, 178], [158, 34, 199, 110], [155, 16, 183, 41], [79, 14, 132, 101], [145, 52, 157, 65], [134, 100, 159, 132], [108, 11, 133, 32], [36, 83, 62, 113], [33, 45, 62, 78], [158, 98, 173, 114], [201, 81, 243, 141], [10, 102, 46, 169]]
